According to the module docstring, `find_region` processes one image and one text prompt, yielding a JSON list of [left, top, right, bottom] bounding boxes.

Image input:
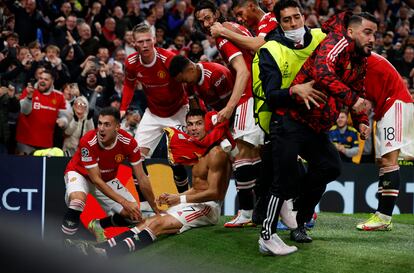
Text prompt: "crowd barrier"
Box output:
[[0, 155, 413, 239]]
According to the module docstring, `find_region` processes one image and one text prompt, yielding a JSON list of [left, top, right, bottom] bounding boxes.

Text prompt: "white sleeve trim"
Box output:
[[84, 163, 98, 169], [228, 52, 242, 63], [130, 157, 144, 166]]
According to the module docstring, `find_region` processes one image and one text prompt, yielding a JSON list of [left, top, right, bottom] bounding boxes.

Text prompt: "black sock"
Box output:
[[234, 161, 256, 210], [376, 173, 384, 212], [106, 229, 155, 257], [61, 199, 85, 237], [172, 165, 188, 193], [96, 227, 139, 249], [100, 213, 134, 228], [380, 168, 400, 216]]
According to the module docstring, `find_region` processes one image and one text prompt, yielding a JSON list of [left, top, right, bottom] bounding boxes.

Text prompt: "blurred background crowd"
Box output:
[[0, 0, 414, 160]]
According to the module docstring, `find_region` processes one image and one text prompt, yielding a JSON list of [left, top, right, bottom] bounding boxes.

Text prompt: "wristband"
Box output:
[[180, 195, 187, 204]]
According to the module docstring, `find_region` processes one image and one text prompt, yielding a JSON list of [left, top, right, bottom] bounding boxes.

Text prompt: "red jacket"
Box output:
[[291, 11, 369, 133]]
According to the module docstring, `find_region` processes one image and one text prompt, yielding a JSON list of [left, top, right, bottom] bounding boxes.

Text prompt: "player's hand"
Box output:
[[157, 193, 180, 206], [359, 123, 371, 140], [217, 106, 233, 122], [352, 97, 366, 113], [26, 83, 35, 99], [120, 199, 142, 222], [291, 80, 327, 109], [56, 118, 66, 128], [210, 22, 225, 38], [120, 110, 126, 119]]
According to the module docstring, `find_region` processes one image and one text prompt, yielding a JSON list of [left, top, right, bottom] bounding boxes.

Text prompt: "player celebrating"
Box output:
[[66, 109, 233, 257], [210, 0, 278, 51], [62, 107, 158, 242], [194, 0, 264, 227], [120, 23, 190, 193], [357, 53, 414, 231]]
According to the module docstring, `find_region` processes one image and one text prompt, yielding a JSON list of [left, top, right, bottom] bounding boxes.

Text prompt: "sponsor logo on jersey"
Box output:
[[115, 154, 125, 163], [157, 70, 166, 79]]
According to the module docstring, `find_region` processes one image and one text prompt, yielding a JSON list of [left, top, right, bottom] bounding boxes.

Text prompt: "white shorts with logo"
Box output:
[[136, 104, 189, 157], [64, 171, 136, 214], [232, 97, 264, 146], [375, 100, 414, 158], [166, 201, 222, 233]]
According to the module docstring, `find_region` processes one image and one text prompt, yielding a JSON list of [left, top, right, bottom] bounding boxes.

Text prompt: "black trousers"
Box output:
[[261, 114, 342, 238]]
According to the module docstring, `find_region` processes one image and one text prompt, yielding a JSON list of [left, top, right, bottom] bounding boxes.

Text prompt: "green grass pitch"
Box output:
[[118, 213, 414, 273]]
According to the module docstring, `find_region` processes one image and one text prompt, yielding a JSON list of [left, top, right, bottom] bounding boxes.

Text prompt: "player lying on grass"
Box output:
[[66, 109, 235, 257]]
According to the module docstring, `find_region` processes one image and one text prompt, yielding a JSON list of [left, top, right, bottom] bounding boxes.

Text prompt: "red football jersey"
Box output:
[[121, 48, 188, 117], [365, 53, 414, 121], [65, 129, 143, 182], [256, 12, 278, 37], [216, 22, 254, 104], [16, 88, 66, 148], [188, 62, 234, 111]]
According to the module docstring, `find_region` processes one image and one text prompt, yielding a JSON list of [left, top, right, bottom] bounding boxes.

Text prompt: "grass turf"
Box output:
[[119, 213, 414, 273]]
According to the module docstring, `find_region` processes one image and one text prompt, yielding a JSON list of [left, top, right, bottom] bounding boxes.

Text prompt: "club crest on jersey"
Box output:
[[115, 154, 125, 163], [157, 70, 166, 79], [81, 147, 89, 157], [52, 98, 57, 105], [346, 136, 353, 142], [70, 177, 77, 182]]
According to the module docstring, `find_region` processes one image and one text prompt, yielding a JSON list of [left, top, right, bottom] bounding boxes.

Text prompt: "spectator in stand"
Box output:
[[61, 32, 86, 83], [4, 0, 50, 46], [77, 58, 114, 124], [168, 34, 188, 56], [125, 0, 145, 29], [188, 41, 204, 62], [28, 41, 45, 63], [376, 31, 397, 62], [328, 110, 360, 163], [96, 47, 111, 65], [155, 27, 169, 48], [16, 69, 70, 155], [121, 108, 142, 138], [112, 65, 125, 98], [96, 17, 123, 56], [261, 0, 277, 12], [63, 95, 94, 156], [0, 46, 36, 95], [123, 30, 137, 56], [49, 13, 79, 49], [78, 23, 100, 57], [392, 46, 414, 79], [41, 45, 71, 90], [62, 82, 80, 110], [154, 3, 168, 33], [0, 85, 19, 154], [144, 7, 157, 38], [167, 0, 189, 38], [109, 94, 121, 110], [113, 6, 129, 39]]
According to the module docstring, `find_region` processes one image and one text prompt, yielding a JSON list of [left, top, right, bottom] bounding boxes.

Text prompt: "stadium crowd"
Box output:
[[1, 0, 414, 257], [1, 0, 414, 156]]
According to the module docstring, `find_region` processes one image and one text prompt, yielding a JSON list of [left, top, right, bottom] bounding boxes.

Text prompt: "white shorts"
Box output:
[[64, 171, 136, 214], [375, 100, 414, 158], [166, 201, 222, 233], [136, 104, 189, 157], [232, 97, 264, 146]]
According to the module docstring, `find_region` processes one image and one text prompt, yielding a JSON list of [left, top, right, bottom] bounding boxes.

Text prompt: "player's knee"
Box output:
[[234, 161, 256, 189]]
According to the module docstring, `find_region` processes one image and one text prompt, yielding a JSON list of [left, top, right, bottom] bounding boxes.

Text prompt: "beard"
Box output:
[[355, 39, 372, 57]]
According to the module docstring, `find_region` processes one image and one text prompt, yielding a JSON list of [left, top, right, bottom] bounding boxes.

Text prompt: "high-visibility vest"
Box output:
[[252, 28, 326, 134]]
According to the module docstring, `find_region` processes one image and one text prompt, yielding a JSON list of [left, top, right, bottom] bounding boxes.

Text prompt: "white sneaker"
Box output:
[[258, 234, 298, 256], [280, 199, 298, 230], [224, 210, 255, 228]]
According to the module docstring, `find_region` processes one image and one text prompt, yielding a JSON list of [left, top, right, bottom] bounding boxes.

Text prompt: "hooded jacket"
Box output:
[[291, 11, 369, 133]]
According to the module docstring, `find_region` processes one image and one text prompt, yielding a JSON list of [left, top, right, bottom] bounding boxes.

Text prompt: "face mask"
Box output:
[[283, 27, 306, 45]]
